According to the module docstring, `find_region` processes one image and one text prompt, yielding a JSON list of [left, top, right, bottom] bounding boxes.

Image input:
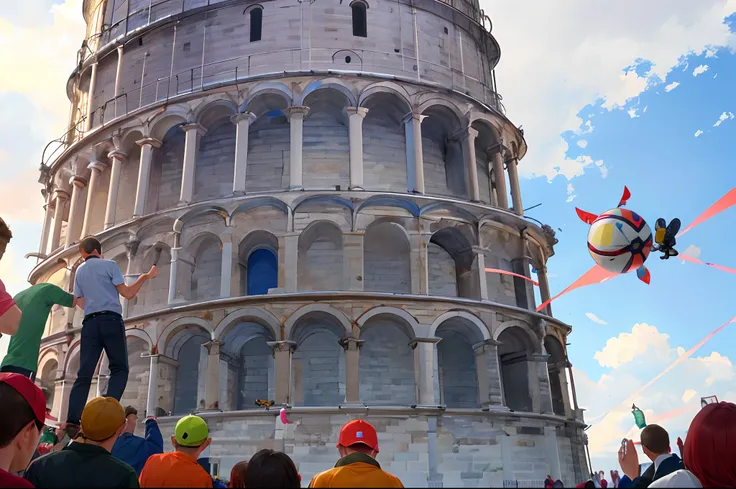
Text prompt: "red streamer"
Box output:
[[485, 268, 539, 286], [680, 253, 736, 275], [679, 187, 736, 237], [536, 265, 618, 312]]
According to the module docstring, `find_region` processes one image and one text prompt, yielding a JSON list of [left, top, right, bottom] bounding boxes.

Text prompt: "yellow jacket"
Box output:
[[308, 453, 404, 488]]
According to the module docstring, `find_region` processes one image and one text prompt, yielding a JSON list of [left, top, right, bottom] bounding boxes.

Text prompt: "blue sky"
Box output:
[[1, 0, 736, 481]]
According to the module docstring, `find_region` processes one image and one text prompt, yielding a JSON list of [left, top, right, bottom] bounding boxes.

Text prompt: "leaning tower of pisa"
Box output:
[[29, 0, 589, 485]]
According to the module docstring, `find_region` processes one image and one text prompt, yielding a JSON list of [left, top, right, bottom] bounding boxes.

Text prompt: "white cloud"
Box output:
[[682, 389, 697, 403], [693, 64, 710, 76], [713, 111, 735, 126], [577, 323, 736, 471], [714, 73, 719, 78], [643, 105, 649, 113], [695, 129, 704, 137], [586, 312, 608, 325], [681, 244, 702, 259], [577, 139, 588, 148], [665, 81, 681, 92], [628, 108, 640, 118], [705, 48, 719, 57], [594, 323, 672, 368], [487, 0, 736, 184], [566, 183, 577, 203], [595, 159, 609, 178]]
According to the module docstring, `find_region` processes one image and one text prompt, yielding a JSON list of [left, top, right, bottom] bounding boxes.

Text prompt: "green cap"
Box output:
[[175, 415, 209, 447]]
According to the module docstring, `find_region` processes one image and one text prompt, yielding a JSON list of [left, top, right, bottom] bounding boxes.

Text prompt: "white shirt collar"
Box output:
[[654, 453, 671, 474]]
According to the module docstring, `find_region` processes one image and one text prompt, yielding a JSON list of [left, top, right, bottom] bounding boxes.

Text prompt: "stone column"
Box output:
[[343, 232, 364, 291], [104, 149, 127, 229], [555, 361, 573, 418], [52, 379, 74, 425], [231, 112, 257, 195], [278, 235, 299, 292], [267, 341, 297, 405], [121, 239, 139, 318], [39, 195, 53, 255], [411, 337, 441, 406], [488, 148, 508, 209], [339, 338, 364, 405], [530, 352, 552, 414], [402, 112, 425, 194], [133, 137, 161, 217], [410, 231, 430, 295], [179, 123, 206, 204], [80, 161, 106, 237], [474, 339, 504, 407], [203, 340, 222, 409], [545, 426, 562, 481], [145, 354, 160, 417], [285, 107, 309, 190], [459, 127, 480, 201], [85, 62, 98, 132], [475, 247, 488, 301], [346, 107, 368, 190], [113, 45, 124, 118], [537, 265, 552, 315], [168, 247, 180, 304], [220, 230, 233, 298], [50, 189, 70, 252], [64, 176, 88, 248], [506, 154, 524, 216]]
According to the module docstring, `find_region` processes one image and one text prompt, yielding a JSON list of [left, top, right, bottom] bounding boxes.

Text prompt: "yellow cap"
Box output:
[[80, 397, 126, 442]]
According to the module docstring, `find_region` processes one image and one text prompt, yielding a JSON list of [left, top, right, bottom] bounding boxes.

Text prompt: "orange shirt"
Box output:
[[139, 451, 213, 488], [309, 453, 404, 488]]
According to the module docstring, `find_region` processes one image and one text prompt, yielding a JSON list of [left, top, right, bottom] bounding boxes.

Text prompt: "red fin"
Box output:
[[575, 208, 598, 225], [636, 265, 651, 285], [618, 186, 632, 207]]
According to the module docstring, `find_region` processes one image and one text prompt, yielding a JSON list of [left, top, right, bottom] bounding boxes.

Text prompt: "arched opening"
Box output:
[[302, 89, 350, 190], [471, 120, 498, 205], [132, 245, 171, 315], [421, 105, 467, 199], [185, 233, 223, 301], [120, 336, 150, 418], [195, 106, 237, 202], [362, 92, 409, 192], [148, 124, 185, 213], [436, 318, 484, 408], [244, 93, 291, 192], [38, 358, 58, 411], [170, 327, 211, 415], [497, 326, 534, 412], [428, 227, 478, 299], [544, 335, 568, 416], [291, 313, 345, 406], [220, 322, 275, 410], [482, 227, 529, 307], [351, 1, 367, 37], [250, 7, 263, 42], [238, 230, 279, 296], [359, 315, 416, 405], [364, 221, 411, 293], [297, 221, 344, 292], [115, 134, 141, 224]]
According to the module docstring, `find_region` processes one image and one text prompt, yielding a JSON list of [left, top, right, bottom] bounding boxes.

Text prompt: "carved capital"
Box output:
[[88, 160, 107, 173], [409, 337, 442, 349], [267, 340, 297, 354], [338, 337, 365, 351], [230, 111, 257, 125], [124, 238, 140, 259], [53, 189, 70, 202], [284, 106, 310, 120], [69, 175, 88, 188], [181, 123, 207, 136], [401, 111, 426, 125], [136, 137, 162, 149], [107, 149, 128, 163], [203, 340, 222, 355], [345, 106, 369, 118]]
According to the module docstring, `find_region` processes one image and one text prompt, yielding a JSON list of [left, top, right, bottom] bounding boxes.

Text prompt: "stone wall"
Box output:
[[359, 322, 417, 405], [302, 112, 350, 190], [246, 122, 290, 192], [428, 243, 458, 297], [363, 111, 408, 193], [154, 411, 582, 488], [148, 127, 185, 214], [293, 331, 345, 407], [364, 223, 412, 293], [195, 120, 236, 202]]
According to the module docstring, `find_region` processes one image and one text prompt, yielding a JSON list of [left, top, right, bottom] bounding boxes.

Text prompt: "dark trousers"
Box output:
[[0, 365, 36, 381], [66, 312, 129, 424]]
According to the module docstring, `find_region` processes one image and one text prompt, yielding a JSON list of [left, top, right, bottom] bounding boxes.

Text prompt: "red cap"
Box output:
[[337, 420, 379, 453], [0, 373, 46, 425]]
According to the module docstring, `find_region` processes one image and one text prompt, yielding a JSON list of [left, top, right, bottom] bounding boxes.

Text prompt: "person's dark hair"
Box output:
[[79, 236, 102, 255], [0, 383, 41, 448], [343, 443, 374, 455], [125, 406, 138, 417], [244, 449, 300, 488], [228, 461, 248, 488], [640, 424, 670, 454], [0, 217, 12, 242]]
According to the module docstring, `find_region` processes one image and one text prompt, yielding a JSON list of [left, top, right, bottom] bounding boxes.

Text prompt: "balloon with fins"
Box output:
[[575, 186, 681, 284]]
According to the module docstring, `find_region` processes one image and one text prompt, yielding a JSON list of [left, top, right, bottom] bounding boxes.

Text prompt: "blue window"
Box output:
[[246, 248, 277, 296]]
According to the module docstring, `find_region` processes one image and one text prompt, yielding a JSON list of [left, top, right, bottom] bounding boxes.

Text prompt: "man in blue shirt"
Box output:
[[65, 236, 157, 438], [111, 406, 164, 475]]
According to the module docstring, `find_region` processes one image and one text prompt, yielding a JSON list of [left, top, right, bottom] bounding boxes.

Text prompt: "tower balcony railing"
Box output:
[[44, 46, 503, 170]]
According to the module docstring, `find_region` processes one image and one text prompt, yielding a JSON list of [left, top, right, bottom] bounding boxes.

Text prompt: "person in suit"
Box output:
[[617, 424, 683, 488]]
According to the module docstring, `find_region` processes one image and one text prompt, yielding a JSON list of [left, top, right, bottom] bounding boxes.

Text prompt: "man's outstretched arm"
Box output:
[[116, 266, 158, 300]]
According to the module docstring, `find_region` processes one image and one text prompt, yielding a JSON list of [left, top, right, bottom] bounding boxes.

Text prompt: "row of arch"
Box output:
[[38, 306, 570, 417]]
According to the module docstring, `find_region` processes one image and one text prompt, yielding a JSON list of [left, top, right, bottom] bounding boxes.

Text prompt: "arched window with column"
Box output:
[[544, 335, 568, 416], [428, 226, 479, 299], [364, 221, 411, 293], [497, 326, 535, 412], [297, 221, 344, 292], [351, 1, 367, 37]]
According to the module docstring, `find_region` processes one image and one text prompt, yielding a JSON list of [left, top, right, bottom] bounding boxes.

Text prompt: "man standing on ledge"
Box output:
[[64, 236, 157, 439]]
